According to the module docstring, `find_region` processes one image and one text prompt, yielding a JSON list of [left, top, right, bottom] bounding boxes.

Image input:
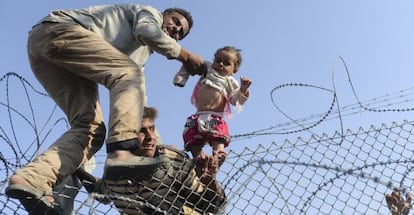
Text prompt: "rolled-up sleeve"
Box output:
[[133, 7, 181, 59]]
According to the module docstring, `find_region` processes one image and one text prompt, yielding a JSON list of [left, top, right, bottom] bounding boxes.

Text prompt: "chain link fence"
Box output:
[[1, 72, 413, 214]]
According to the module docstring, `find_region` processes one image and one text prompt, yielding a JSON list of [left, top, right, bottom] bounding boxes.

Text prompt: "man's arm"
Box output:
[[74, 168, 100, 194], [132, 8, 206, 76], [193, 152, 225, 196], [74, 168, 112, 204], [187, 152, 227, 214], [176, 48, 207, 76]]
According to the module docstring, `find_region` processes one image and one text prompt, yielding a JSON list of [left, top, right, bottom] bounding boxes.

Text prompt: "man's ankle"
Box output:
[[107, 150, 133, 161], [106, 138, 138, 153], [9, 174, 31, 186]]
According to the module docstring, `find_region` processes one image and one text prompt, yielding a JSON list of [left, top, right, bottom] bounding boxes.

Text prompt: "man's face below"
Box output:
[[136, 118, 157, 157]]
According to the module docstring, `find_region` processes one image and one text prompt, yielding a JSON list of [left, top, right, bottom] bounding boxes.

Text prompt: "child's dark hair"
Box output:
[[163, 8, 193, 39], [215, 46, 243, 68]]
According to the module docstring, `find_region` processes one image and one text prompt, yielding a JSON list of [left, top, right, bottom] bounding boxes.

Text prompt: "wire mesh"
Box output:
[[1, 72, 414, 215]]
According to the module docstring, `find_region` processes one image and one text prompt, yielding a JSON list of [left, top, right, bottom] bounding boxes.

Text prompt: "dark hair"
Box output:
[[143, 106, 158, 120], [215, 46, 243, 68], [163, 7, 193, 39]]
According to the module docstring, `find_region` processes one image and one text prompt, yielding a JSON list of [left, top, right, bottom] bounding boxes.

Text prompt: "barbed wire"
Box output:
[[2, 60, 414, 214], [231, 57, 414, 141]]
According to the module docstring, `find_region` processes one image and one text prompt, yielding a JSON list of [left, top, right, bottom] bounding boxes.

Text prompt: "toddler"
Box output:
[[174, 46, 252, 173]]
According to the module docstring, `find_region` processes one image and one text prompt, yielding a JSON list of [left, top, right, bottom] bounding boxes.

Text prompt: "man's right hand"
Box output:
[[177, 48, 207, 76]]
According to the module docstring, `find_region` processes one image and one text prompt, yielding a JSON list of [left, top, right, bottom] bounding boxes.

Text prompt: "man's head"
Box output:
[[135, 107, 158, 157], [162, 8, 193, 40]]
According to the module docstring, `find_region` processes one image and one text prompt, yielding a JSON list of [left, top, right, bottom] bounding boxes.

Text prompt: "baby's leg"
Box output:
[[188, 144, 204, 158], [211, 141, 225, 155], [211, 141, 227, 172]]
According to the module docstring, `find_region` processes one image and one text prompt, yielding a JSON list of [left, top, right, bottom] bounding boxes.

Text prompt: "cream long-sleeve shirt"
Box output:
[[37, 4, 182, 68]]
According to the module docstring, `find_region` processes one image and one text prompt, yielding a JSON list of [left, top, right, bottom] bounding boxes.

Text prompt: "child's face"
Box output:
[[212, 50, 238, 76]]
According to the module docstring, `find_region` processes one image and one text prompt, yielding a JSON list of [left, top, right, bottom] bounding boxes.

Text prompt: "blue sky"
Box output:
[[0, 0, 414, 143], [2, 1, 414, 146], [2, 0, 414, 162], [2, 1, 414, 213]]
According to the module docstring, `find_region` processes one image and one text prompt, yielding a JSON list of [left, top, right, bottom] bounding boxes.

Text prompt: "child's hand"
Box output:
[[240, 76, 252, 96]]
